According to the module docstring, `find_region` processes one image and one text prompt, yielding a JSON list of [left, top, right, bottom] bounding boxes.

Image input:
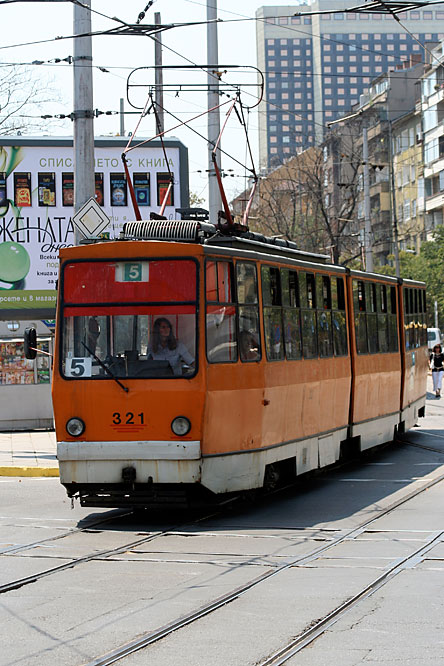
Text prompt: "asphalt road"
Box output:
[[1, 392, 444, 666]]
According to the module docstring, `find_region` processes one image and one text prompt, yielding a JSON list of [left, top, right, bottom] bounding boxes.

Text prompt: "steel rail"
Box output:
[[0, 509, 133, 556], [82, 460, 444, 666], [1, 437, 440, 594], [0, 504, 235, 595], [259, 529, 444, 665]]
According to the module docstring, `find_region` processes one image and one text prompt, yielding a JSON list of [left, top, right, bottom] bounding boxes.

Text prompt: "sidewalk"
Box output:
[[0, 429, 58, 477]]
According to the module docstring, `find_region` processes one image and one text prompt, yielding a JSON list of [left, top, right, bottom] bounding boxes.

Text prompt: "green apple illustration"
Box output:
[[0, 242, 30, 289]]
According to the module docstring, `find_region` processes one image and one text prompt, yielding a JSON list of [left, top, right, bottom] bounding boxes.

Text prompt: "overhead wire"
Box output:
[[182, 0, 438, 65], [0, 0, 435, 137], [0, 0, 437, 193]]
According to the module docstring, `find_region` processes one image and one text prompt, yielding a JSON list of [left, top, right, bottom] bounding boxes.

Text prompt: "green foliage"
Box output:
[[189, 191, 205, 207], [373, 228, 444, 327]]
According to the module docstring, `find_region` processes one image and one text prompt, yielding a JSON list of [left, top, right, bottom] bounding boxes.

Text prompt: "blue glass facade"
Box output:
[[263, 21, 440, 166]]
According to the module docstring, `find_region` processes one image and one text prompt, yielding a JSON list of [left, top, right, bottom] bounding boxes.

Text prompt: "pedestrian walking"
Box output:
[[430, 344, 444, 398]]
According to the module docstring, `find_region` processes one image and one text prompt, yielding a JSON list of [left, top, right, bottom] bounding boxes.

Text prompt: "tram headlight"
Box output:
[[66, 417, 85, 437], [171, 416, 191, 436]]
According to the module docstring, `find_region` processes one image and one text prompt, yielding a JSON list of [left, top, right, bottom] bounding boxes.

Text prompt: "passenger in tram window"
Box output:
[[430, 344, 444, 398], [87, 316, 100, 355], [239, 329, 260, 361], [148, 317, 194, 375]]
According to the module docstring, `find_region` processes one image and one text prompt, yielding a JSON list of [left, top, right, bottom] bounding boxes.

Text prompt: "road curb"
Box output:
[[0, 466, 59, 478]]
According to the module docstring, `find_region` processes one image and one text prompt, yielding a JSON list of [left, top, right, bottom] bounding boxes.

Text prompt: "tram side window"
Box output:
[[420, 289, 427, 346], [353, 280, 368, 354], [300, 272, 317, 358], [206, 260, 237, 363], [413, 288, 419, 349], [332, 277, 348, 356], [388, 286, 399, 352], [237, 262, 261, 362], [281, 268, 302, 360], [377, 284, 389, 353], [262, 265, 284, 360], [409, 287, 426, 349], [316, 274, 333, 358], [404, 287, 414, 350], [414, 288, 426, 348], [366, 282, 378, 354], [411, 288, 417, 349]]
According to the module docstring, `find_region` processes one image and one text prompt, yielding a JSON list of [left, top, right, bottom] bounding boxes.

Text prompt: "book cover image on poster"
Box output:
[[134, 173, 150, 206], [95, 173, 104, 206], [14, 173, 32, 207], [157, 173, 174, 207], [0, 173, 7, 208], [110, 173, 127, 207], [38, 172, 56, 207], [62, 172, 74, 206]]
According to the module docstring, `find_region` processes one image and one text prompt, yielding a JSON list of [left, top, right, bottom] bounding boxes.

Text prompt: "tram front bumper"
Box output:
[[57, 440, 201, 485]]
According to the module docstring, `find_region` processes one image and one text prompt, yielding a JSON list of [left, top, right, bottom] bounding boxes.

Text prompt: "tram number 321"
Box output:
[[112, 412, 145, 425]]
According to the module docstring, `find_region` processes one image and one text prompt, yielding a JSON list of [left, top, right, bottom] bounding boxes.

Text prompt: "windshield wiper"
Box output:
[[81, 342, 129, 393]]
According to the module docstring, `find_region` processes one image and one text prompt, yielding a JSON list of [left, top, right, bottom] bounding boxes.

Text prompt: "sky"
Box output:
[[1, 0, 295, 206]]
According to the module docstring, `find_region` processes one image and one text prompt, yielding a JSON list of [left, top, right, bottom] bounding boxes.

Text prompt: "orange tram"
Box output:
[[43, 220, 427, 508]]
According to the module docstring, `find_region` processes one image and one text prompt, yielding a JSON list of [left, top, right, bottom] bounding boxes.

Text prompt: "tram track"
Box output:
[[0, 501, 240, 594], [258, 528, 444, 665], [1, 436, 441, 599], [1, 437, 441, 584], [80, 460, 444, 666], [402, 429, 444, 455], [0, 508, 133, 556]]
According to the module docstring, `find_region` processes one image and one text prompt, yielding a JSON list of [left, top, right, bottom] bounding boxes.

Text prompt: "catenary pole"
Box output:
[[388, 118, 400, 277], [363, 125, 373, 272], [120, 98, 125, 136], [207, 0, 222, 223], [154, 13, 164, 134], [73, 0, 95, 243]]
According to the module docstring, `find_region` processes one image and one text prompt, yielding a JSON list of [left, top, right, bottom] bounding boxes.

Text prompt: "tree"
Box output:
[[298, 128, 364, 265], [189, 191, 205, 208], [0, 64, 54, 135], [248, 128, 363, 264], [251, 149, 331, 255], [375, 226, 444, 328]]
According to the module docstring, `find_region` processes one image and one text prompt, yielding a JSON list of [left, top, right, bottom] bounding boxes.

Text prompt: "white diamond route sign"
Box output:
[[72, 197, 110, 238]]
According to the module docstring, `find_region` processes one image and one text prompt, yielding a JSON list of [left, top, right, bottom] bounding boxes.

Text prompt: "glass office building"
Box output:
[[257, 2, 442, 168]]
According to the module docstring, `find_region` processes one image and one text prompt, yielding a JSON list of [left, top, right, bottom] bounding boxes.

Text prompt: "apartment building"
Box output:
[[257, 1, 441, 169], [391, 108, 425, 252], [422, 42, 444, 238]]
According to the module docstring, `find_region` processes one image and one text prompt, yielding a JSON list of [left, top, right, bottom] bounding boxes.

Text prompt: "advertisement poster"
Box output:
[[110, 173, 127, 207], [95, 172, 104, 206], [0, 142, 183, 315], [157, 172, 174, 207], [134, 172, 150, 206], [0, 173, 6, 208], [14, 172, 32, 207], [62, 172, 74, 206], [38, 172, 56, 207]]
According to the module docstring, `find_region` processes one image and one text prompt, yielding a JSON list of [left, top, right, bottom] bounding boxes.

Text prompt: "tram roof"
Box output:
[[116, 219, 330, 265]]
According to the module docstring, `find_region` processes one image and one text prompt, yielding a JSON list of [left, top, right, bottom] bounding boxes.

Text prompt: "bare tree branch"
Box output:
[[0, 64, 58, 135]]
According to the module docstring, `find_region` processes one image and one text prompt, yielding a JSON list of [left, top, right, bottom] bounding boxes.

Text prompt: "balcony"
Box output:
[[370, 179, 390, 194], [425, 192, 444, 212]]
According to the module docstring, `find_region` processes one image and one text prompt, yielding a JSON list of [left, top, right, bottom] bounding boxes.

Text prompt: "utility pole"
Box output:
[[207, 0, 222, 223], [73, 0, 95, 243], [388, 118, 401, 277], [362, 125, 374, 272], [154, 12, 164, 134], [120, 98, 125, 136]]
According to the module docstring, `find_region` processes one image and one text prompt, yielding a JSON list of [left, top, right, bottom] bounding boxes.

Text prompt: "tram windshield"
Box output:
[[60, 259, 197, 379]]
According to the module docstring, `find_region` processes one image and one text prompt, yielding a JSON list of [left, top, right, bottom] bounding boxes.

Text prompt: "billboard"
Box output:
[[0, 137, 189, 318]]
